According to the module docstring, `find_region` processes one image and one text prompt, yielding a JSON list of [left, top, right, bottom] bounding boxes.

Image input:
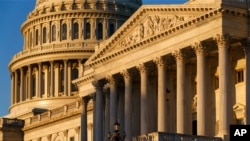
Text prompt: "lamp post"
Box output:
[[108, 122, 126, 141]]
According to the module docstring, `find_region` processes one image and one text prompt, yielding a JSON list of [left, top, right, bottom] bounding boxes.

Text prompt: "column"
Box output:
[[14, 71, 18, 103], [78, 59, 83, 77], [68, 62, 72, 96], [38, 63, 42, 98], [92, 81, 104, 141], [104, 85, 110, 141], [50, 61, 54, 97], [193, 42, 207, 135], [215, 34, 230, 136], [64, 60, 68, 96], [81, 97, 89, 141], [20, 68, 24, 101], [43, 65, 49, 97], [28, 65, 32, 99], [121, 70, 132, 141], [173, 50, 186, 134], [245, 38, 250, 124], [106, 75, 117, 131], [154, 57, 167, 132], [137, 63, 149, 134], [35, 67, 39, 98], [11, 73, 14, 104]]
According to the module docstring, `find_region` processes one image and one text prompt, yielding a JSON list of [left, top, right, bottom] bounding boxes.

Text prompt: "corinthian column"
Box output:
[[172, 50, 186, 134], [121, 70, 132, 141], [137, 63, 149, 134], [244, 38, 250, 124], [106, 75, 117, 131], [215, 34, 230, 136], [81, 97, 90, 141], [92, 80, 104, 141], [154, 57, 167, 132], [192, 42, 207, 135]]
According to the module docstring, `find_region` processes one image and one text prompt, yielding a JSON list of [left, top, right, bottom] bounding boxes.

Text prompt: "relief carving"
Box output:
[[118, 15, 193, 49]]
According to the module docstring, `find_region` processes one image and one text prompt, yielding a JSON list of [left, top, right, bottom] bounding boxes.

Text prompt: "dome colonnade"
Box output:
[[8, 0, 142, 117]]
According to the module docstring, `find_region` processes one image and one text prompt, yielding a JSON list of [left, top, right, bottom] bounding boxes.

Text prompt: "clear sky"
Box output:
[[0, 0, 187, 117]]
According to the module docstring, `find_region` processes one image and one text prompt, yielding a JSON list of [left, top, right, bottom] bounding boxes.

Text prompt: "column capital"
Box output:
[[172, 49, 185, 62], [92, 80, 105, 89], [136, 63, 147, 73], [106, 75, 116, 85], [120, 70, 132, 79], [153, 57, 165, 67], [192, 42, 206, 55], [213, 34, 231, 48]]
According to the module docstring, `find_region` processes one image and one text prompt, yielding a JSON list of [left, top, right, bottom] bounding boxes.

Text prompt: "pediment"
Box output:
[[86, 4, 218, 67]]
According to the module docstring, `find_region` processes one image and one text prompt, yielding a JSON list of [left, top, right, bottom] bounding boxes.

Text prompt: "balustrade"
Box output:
[[132, 132, 222, 141]]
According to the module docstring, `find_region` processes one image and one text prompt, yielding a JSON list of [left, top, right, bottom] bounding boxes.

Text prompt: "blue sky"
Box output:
[[0, 0, 187, 117]]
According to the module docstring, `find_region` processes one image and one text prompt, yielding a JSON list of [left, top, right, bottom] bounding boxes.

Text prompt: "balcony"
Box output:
[[132, 132, 222, 141]]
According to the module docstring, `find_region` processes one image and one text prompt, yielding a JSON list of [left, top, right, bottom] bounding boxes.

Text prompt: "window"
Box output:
[[41, 72, 45, 94], [109, 23, 114, 37], [71, 68, 78, 91], [85, 22, 91, 39], [59, 69, 64, 93], [52, 25, 56, 41], [236, 69, 244, 84], [32, 73, 36, 97], [97, 22, 103, 40], [29, 31, 33, 47], [35, 29, 39, 45], [61, 23, 67, 40], [43, 27, 47, 43], [73, 22, 79, 39]]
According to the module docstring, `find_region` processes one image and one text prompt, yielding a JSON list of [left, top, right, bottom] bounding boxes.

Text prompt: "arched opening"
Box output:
[[35, 29, 39, 46], [52, 25, 56, 42], [59, 69, 64, 93], [97, 22, 103, 40], [85, 22, 91, 39], [42, 27, 47, 43], [71, 68, 78, 92], [61, 23, 67, 40], [73, 22, 79, 39]]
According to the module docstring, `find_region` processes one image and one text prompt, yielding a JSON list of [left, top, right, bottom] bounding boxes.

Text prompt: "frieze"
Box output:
[[117, 15, 195, 49]]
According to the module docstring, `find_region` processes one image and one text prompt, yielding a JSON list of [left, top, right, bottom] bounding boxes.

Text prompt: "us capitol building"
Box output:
[[0, 0, 250, 141]]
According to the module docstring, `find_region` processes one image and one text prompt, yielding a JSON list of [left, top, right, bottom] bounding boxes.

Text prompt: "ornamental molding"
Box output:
[[86, 6, 224, 67]]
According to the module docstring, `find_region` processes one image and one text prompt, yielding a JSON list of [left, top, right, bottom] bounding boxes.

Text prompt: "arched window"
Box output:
[[97, 23, 103, 40], [35, 29, 39, 46], [61, 23, 67, 40], [71, 68, 78, 91], [41, 72, 45, 94], [32, 73, 36, 97], [109, 23, 115, 37], [85, 22, 91, 39], [52, 25, 56, 42], [73, 22, 79, 39], [59, 69, 64, 93], [42, 27, 47, 43]]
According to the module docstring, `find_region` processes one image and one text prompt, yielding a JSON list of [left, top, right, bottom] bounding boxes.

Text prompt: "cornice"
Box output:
[[73, 73, 95, 86], [86, 7, 223, 68]]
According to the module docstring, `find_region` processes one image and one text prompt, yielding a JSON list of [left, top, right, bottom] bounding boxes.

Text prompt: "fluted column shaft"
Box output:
[[20, 68, 24, 101], [174, 50, 186, 134], [193, 43, 207, 135], [154, 57, 167, 132], [38, 63, 42, 98], [104, 86, 110, 141], [11, 73, 14, 104], [245, 39, 250, 124], [137, 64, 148, 134], [93, 81, 104, 141], [217, 35, 230, 135], [14, 71, 18, 103], [81, 97, 89, 141], [28, 65, 32, 99], [64, 60, 68, 96], [121, 70, 133, 141], [50, 61, 54, 97], [107, 76, 117, 131]]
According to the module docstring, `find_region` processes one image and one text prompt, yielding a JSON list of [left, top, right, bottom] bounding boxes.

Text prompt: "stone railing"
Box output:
[[11, 41, 96, 63], [132, 132, 222, 141], [25, 100, 81, 126], [223, 0, 247, 8]]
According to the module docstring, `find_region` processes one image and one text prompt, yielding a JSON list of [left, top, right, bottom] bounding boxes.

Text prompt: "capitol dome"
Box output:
[[8, 0, 142, 118]]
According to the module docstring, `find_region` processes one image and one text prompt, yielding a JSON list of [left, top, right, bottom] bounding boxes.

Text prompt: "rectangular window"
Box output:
[[236, 69, 244, 84]]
